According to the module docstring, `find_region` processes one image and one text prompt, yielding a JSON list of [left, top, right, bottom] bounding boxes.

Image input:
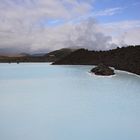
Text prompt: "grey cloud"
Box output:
[[0, 0, 123, 53]]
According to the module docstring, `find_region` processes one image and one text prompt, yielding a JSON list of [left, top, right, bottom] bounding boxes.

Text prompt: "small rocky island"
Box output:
[[90, 64, 115, 76]]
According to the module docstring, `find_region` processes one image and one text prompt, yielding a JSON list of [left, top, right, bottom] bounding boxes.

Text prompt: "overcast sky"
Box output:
[[0, 0, 140, 53]]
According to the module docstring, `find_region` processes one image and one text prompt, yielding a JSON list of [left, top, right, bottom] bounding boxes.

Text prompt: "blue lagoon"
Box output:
[[0, 63, 140, 140]]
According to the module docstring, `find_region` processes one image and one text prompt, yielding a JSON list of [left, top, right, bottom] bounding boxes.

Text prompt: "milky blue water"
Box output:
[[0, 63, 140, 140]]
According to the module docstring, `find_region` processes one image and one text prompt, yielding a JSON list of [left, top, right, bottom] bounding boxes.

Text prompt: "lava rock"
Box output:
[[91, 64, 115, 76]]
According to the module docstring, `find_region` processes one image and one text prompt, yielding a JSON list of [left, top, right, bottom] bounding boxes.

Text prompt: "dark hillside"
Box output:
[[53, 46, 140, 75]]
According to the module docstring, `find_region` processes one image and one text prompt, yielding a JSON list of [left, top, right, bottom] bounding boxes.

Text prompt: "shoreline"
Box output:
[[0, 62, 139, 77], [115, 69, 140, 78]]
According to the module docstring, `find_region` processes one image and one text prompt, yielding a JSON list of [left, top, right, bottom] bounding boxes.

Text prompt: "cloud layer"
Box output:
[[103, 20, 140, 46], [0, 0, 139, 53]]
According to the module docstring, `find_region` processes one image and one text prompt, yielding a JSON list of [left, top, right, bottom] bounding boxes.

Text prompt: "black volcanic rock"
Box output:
[[53, 45, 140, 75], [91, 64, 115, 76]]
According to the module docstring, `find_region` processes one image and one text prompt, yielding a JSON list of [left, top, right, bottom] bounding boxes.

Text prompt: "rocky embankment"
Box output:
[[53, 45, 140, 75]]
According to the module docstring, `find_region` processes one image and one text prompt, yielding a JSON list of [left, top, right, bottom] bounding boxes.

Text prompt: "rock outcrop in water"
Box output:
[[53, 45, 140, 75], [91, 64, 115, 76]]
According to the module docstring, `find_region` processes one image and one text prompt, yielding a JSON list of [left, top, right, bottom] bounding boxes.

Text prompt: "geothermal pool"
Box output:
[[0, 63, 140, 140]]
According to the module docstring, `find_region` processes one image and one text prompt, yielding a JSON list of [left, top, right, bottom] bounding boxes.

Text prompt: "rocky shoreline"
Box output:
[[53, 46, 140, 75], [0, 45, 139, 75]]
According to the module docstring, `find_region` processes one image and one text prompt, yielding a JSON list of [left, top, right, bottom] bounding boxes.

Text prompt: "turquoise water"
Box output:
[[0, 63, 140, 140]]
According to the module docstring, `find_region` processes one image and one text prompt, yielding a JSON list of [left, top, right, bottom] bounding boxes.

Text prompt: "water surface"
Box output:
[[0, 63, 140, 140]]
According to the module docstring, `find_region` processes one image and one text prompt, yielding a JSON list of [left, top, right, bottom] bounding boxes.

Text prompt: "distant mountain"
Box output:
[[0, 48, 31, 56], [0, 48, 76, 63], [53, 45, 140, 75], [30, 53, 46, 57], [19, 53, 31, 56]]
